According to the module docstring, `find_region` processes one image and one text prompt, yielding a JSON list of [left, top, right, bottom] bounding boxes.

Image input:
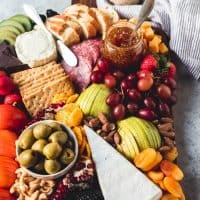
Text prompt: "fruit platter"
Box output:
[[0, 2, 185, 200]]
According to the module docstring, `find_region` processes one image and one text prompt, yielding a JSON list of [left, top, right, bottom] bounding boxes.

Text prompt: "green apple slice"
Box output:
[[142, 120, 159, 149], [148, 122, 161, 149], [118, 118, 149, 151], [118, 126, 140, 156], [134, 118, 156, 149], [118, 128, 136, 159]]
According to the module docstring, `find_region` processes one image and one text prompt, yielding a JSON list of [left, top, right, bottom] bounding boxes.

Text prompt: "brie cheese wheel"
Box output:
[[15, 27, 57, 68], [84, 126, 162, 200]]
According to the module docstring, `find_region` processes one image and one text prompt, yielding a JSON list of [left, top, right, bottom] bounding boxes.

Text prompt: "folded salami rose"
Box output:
[[62, 39, 102, 92]]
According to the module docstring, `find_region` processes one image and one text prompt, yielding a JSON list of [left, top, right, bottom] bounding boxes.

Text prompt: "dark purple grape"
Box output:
[[106, 93, 122, 107], [90, 70, 104, 83], [113, 71, 125, 81], [97, 58, 110, 73], [113, 104, 126, 121], [138, 108, 156, 121], [143, 97, 156, 109], [166, 95, 177, 106], [164, 77, 177, 90], [127, 73, 136, 81], [127, 89, 141, 102], [46, 9, 59, 18], [157, 84, 172, 99], [127, 102, 139, 114], [104, 74, 117, 88], [121, 79, 134, 92], [158, 103, 170, 116]]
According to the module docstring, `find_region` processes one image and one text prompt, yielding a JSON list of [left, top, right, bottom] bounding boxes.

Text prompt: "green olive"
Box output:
[[44, 159, 61, 174], [18, 149, 38, 168], [60, 148, 75, 165], [18, 128, 35, 150], [48, 122, 62, 131], [31, 139, 48, 154], [43, 143, 62, 159], [34, 160, 45, 173], [33, 124, 52, 139], [48, 131, 68, 145], [66, 140, 73, 149]]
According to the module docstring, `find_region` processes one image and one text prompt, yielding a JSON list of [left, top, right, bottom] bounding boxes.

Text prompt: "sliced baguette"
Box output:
[[46, 20, 80, 46], [90, 8, 113, 39], [99, 8, 120, 24], [65, 14, 97, 39]]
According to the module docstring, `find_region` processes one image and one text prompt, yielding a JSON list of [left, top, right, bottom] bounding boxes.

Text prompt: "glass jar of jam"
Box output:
[[102, 21, 145, 69]]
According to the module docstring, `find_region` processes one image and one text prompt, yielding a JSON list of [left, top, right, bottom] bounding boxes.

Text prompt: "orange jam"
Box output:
[[102, 22, 145, 68]]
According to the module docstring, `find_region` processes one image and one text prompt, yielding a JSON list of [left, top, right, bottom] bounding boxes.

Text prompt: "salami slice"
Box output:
[[62, 39, 102, 92]]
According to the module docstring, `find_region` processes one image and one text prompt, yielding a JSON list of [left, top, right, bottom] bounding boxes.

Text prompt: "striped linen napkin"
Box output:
[[97, 0, 200, 79]]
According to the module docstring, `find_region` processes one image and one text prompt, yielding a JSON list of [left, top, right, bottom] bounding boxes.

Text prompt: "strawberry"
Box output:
[[140, 54, 158, 72], [4, 94, 22, 105], [166, 62, 176, 78], [0, 76, 15, 96]]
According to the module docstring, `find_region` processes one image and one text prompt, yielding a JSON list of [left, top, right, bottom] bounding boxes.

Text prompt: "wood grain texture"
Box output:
[[72, 0, 96, 7]]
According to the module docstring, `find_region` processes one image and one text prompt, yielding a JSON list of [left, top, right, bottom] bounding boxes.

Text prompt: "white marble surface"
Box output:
[[0, 1, 200, 199]]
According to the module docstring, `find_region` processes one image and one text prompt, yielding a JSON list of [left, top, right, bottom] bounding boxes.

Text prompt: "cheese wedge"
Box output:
[[84, 126, 162, 200]]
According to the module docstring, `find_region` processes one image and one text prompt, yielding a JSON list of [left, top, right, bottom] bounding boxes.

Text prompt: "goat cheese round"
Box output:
[[15, 27, 57, 68]]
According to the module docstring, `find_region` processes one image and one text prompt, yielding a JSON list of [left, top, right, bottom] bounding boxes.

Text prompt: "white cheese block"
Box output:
[[15, 27, 57, 68], [84, 126, 162, 200]]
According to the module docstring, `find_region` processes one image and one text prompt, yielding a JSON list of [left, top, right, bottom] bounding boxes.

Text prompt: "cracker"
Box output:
[[23, 76, 74, 116], [11, 62, 74, 116]]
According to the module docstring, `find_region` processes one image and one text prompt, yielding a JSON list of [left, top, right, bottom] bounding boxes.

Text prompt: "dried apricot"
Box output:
[[66, 94, 79, 103], [159, 43, 169, 54], [73, 127, 83, 146], [163, 147, 178, 162], [161, 194, 180, 200], [55, 103, 83, 127], [163, 177, 185, 199], [134, 148, 157, 170], [157, 180, 167, 191], [147, 171, 164, 183], [160, 160, 184, 181], [143, 151, 163, 171]]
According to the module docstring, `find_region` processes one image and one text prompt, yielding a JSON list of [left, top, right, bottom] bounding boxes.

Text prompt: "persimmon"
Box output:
[[0, 156, 18, 188], [0, 189, 14, 200], [0, 130, 18, 158]]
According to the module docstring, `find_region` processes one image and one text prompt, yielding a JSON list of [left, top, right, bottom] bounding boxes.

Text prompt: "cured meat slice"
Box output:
[[62, 39, 102, 92]]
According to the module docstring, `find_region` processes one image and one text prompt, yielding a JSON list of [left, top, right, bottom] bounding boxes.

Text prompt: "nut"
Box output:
[[158, 123, 173, 132], [108, 130, 116, 138], [98, 112, 108, 124], [163, 137, 175, 147], [88, 118, 101, 129], [159, 146, 171, 153], [102, 123, 116, 133], [103, 136, 114, 144], [159, 130, 175, 138], [114, 132, 121, 145], [160, 117, 173, 123]]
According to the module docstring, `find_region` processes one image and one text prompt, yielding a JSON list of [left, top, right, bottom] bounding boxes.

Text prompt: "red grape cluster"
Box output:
[[90, 56, 177, 122]]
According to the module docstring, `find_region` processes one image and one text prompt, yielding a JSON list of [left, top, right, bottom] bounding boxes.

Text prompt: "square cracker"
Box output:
[[11, 62, 74, 116]]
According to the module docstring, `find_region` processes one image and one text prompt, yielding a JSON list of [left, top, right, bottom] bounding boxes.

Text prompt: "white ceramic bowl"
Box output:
[[16, 120, 78, 180]]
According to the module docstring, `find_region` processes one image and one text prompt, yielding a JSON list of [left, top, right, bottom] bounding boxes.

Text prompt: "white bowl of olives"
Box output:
[[16, 120, 79, 180]]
